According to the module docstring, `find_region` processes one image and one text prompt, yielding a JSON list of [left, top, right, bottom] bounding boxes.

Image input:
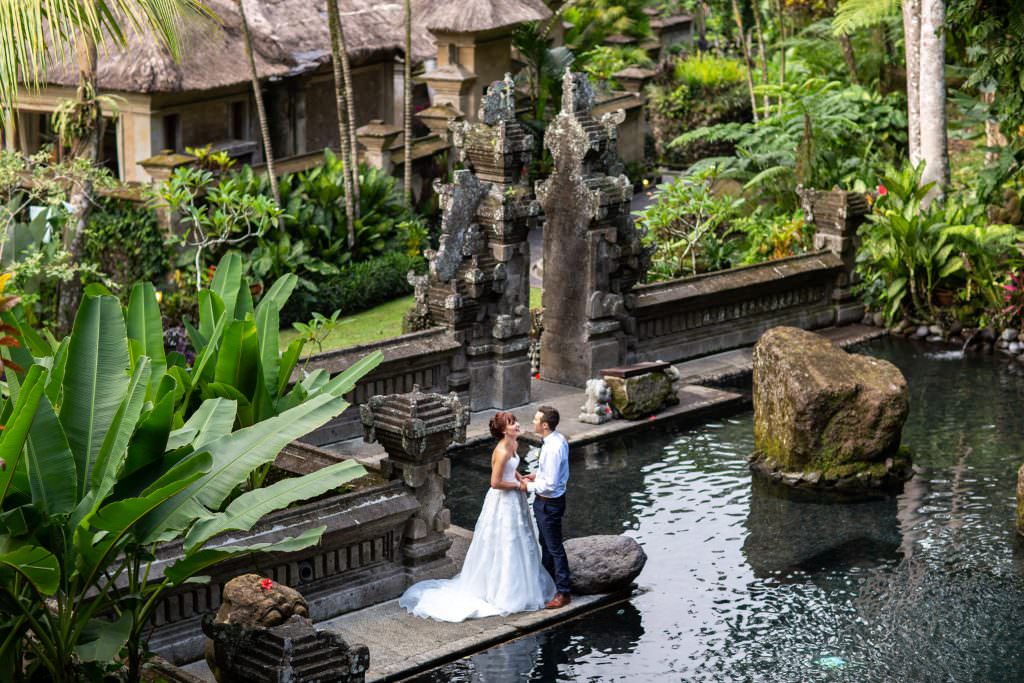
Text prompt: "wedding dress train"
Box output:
[[398, 454, 556, 622]]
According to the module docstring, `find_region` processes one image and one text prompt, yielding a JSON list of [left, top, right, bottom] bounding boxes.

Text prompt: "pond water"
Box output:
[[411, 338, 1024, 682]]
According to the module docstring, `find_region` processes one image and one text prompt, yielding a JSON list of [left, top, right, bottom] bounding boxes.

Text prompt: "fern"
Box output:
[[832, 0, 901, 36]]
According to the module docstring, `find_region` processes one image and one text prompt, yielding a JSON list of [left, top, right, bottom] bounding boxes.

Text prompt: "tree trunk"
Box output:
[[777, 0, 786, 99], [731, 0, 759, 122], [902, 0, 922, 166], [326, 0, 356, 247], [838, 33, 860, 85], [403, 0, 413, 208], [238, 0, 281, 208], [751, 1, 770, 116], [918, 0, 948, 200], [56, 31, 98, 337], [335, 16, 361, 217]]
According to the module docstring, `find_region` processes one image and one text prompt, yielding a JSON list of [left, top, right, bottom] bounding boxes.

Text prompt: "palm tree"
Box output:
[[326, 0, 357, 246], [403, 0, 413, 207], [237, 0, 281, 208], [0, 0, 208, 111], [0, 0, 210, 335]]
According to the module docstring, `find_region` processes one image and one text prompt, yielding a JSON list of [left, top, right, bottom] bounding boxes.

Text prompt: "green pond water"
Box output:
[[413, 337, 1024, 682]]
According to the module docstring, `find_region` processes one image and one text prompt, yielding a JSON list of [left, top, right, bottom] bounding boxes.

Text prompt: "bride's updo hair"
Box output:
[[488, 411, 517, 439]]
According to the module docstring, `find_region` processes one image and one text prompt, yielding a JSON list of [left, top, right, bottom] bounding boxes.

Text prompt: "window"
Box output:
[[229, 100, 247, 140], [447, 43, 459, 66], [162, 113, 180, 152]]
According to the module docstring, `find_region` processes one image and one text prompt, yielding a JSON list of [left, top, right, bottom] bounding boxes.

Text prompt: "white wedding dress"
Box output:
[[399, 453, 556, 622]]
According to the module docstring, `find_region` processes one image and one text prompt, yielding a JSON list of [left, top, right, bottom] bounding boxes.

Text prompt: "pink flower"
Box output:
[[648, 415, 656, 421], [877, 184, 888, 196], [260, 578, 274, 591]]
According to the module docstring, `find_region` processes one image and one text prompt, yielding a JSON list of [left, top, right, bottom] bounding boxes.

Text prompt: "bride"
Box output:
[[398, 411, 556, 622]]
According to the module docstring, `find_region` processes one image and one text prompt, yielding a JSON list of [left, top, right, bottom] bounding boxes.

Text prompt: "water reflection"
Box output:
[[425, 338, 1024, 681], [742, 477, 901, 580]]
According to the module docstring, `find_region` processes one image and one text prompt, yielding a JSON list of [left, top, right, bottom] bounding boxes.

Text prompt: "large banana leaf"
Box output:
[[184, 459, 364, 552], [90, 358, 151, 507], [254, 302, 280, 398], [0, 543, 59, 596], [317, 350, 384, 398], [165, 525, 326, 584], [25, 393, 76, 516], [0, 366, 46, 504], [139, 393, 346, 544], [254, 274, 298, 318], [59, 295, 131, 499], [126, 283, 166, 396], [213, 320, 258, 402], [210, 252, 243, 321], [75, 613, 132, 663], [167, 398, 236, 451]]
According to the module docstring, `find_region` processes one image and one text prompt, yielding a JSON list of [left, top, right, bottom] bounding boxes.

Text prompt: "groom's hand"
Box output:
[[522, 473, 536, 481]]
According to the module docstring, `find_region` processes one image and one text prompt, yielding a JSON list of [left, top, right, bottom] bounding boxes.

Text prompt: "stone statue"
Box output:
[[579, 378, 613, 424], [204, 574, 369, 683]]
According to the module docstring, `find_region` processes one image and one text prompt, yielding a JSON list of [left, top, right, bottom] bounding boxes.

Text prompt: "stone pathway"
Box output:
[[329, 324, 884, 470]]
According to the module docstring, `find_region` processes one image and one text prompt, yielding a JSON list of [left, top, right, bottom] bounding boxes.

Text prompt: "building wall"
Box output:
[[303, 61, 397, 153]]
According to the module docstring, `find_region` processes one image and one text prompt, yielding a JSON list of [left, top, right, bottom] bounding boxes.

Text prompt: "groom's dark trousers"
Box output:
[[534, 494, 572, 594]]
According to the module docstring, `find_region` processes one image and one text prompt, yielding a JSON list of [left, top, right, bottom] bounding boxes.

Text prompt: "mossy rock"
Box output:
[[750, 327, 912, 493]]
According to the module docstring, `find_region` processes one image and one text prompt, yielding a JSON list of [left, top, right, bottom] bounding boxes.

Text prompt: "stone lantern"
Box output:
[[360, 386, 469, 580]]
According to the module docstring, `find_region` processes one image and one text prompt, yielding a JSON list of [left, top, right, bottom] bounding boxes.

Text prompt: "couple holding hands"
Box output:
[[399, 406, 572, 623]]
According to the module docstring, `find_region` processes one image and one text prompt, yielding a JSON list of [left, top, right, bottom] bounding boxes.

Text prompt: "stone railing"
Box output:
[[297, 328, 465, 446], [149, 383, 467, 665], [630, 251, 844, 363], [148, 469, 419, 664]]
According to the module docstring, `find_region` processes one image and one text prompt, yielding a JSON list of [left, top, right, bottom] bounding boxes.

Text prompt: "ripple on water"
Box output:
[[424, 338, 1024, 682]]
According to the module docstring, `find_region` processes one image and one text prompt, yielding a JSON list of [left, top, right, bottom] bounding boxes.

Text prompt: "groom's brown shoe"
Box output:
[[545, 593, 571, 609]]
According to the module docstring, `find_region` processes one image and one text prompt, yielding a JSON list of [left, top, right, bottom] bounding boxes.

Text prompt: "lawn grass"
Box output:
[[280, 287, 544, 354]]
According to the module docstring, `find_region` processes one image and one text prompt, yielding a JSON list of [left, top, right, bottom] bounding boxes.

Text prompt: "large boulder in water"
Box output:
[[750, 327, 912, 493], [566, 535, 646, 594]]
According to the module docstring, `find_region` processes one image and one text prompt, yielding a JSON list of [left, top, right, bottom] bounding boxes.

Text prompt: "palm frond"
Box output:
[[0, 0, 213, 110]]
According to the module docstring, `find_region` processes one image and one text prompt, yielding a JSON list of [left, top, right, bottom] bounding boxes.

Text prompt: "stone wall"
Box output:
[[630, 252, 845, 363], [148, 475, 420, 664], [298, 328, 465, 446]]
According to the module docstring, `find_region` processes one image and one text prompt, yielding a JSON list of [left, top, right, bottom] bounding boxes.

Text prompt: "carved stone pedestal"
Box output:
[[360, 387, 468, 582]]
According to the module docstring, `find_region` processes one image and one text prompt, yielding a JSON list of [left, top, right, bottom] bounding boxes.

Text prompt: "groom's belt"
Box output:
[[535, 493, 565, 501]]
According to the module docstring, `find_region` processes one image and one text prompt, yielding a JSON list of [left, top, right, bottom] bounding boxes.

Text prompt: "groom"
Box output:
[[521, 405, 572, 608]]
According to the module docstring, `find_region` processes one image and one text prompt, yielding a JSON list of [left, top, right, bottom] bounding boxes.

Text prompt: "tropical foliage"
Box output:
[[0, 283, 376, 682]]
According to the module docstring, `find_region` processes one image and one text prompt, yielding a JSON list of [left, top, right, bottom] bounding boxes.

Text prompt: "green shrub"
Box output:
[[671, 52, 746, 91], [580, 45, 652, 89], [83, 197, 168, 295], [281, 251, 427, 326], [648, 54, 751, 167]]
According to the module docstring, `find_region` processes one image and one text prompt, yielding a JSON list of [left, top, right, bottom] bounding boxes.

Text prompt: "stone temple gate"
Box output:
[[407, 71, 648, 407], [536, 71, 650, 387], [406, 76, 538, 410]]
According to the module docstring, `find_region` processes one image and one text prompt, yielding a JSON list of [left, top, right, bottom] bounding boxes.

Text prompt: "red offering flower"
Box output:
[[877, 184, 888, 196], [260, 578, 274, 591], [534, 373, 541, 379]]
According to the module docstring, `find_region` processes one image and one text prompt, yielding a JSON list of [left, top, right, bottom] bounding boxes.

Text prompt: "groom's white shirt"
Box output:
[[527, 431, 569, 498]]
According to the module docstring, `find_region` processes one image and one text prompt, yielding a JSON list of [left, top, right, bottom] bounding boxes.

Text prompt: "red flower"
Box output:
[[648, 415, 656, 421], [534, 373, 541, 380], [259, 578, 274, 591], [877, 184, 888, 196]]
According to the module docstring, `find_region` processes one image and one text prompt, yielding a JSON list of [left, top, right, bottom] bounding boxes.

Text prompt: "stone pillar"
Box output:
[[536, 71, 651, 387], [360, 386, 468, 581], [406, 76, 538, 410], [421, 65, 476, 122], [355, 119, 402, 173], [798, 187, 869, 325]]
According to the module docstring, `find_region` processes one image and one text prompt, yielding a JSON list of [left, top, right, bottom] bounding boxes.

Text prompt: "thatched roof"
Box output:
[[419, 0, 551, 34], [44, 0, 436, 94]]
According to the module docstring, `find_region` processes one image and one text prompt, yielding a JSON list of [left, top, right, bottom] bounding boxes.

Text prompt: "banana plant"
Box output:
[[0, 289, 372, 682], [127, 252, 380, 488]]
